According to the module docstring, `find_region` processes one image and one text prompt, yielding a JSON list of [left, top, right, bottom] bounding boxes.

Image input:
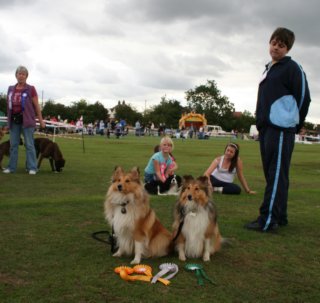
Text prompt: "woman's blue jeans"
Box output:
[[8, 123, 37, 172]]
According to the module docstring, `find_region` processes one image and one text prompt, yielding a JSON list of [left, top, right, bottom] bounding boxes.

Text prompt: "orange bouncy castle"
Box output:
[[178, 112, 207, 130]]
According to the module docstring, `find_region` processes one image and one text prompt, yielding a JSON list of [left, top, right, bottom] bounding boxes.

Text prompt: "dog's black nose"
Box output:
[[187, 194, 192, 201], [117, 184, 122, 191]]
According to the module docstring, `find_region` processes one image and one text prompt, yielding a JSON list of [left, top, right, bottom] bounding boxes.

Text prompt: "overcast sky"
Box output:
[[0, 0, 319, 124]]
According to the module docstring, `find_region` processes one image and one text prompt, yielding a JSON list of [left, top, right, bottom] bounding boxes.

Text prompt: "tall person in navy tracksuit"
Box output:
[[245, 27, 311, 232]]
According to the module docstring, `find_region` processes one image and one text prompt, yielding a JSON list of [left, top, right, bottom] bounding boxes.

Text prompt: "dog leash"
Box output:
[[91, 225, 117, 254], [172, 206, 186, 242]]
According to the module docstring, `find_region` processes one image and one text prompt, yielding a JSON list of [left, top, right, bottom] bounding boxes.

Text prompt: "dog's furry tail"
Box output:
[[212, 224, 222, 253], [215, 236, 232, 253], [221, 237, 233, 247]]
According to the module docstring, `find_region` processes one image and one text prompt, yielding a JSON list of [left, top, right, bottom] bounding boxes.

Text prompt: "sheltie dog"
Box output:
[[172, 175, 222, 262], [104, 166, 172, 264]]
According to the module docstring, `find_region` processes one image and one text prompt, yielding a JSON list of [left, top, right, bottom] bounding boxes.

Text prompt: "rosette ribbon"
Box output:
[[184, 263, 215, 286], [151, 263, 179, 285]]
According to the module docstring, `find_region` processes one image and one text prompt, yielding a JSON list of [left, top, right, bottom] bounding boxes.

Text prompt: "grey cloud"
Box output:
[[0, 51, 19, 73], [107, 0, 255, 22], [0, 0, 319, 123], [0, 0, 36, 8], [140, 71, 191, 90]]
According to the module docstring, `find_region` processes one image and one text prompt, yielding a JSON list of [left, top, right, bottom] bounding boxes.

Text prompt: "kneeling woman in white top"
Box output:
[[204, 143, 256, 195]]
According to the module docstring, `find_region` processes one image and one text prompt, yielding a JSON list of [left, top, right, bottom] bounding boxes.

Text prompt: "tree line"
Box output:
[[0, 80, 315, 132]]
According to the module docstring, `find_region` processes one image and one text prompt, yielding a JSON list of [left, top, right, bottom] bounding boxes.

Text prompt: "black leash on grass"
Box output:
[[172, 206, 186, 242], [172, 219, 184, 242], [91, 226, 117, 254]]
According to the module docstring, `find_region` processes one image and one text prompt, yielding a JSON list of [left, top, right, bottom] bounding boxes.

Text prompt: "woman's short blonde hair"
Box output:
[[160, 136, 174, 150]]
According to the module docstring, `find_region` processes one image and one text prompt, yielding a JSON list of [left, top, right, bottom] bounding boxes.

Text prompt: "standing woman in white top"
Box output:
[[204, 143, 256, 195]]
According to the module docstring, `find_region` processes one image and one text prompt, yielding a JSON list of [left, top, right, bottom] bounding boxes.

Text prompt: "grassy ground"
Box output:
[[0, 134, 319, 303]]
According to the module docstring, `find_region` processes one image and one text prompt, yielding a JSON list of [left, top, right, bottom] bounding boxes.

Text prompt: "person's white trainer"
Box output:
[[29, 170, 37, 175], [3, 168, 12, 174]]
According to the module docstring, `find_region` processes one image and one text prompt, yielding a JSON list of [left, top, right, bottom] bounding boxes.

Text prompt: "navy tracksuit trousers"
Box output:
[[258, 127, 295, 230]]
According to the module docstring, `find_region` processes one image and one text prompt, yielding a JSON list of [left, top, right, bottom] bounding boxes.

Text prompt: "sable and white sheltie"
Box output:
[[172, 175, 222, 262], [104, 166, 172, 264]]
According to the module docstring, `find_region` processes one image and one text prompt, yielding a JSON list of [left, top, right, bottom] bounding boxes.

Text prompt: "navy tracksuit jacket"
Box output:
[[256, 56, 311, 230]]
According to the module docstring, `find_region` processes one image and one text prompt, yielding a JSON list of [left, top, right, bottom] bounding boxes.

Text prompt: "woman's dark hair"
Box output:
[[269, 27, 295, 51], [224, 143, 239, 172]]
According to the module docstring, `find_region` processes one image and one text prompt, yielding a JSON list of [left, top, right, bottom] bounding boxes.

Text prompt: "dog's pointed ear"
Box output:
[[197, 176, 211, 196], [130, 167, 140, 181], [113, 166, 124, 180], [197, 176, 209, 186], [114, 166, 124, 173], [182, 175, 194, 183], [182, 175, 194, 188]]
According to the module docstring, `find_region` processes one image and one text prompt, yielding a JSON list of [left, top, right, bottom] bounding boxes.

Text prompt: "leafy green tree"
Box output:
[[304, 121, 315, 131], [185, 80, 235, 130], [86, 102, 109, 124], [144, 96, 184, 128], [114, 101, 142, 126], [42, 99, 68, 120], [69, 99, 88, 122], [230, 110, 256, 133], [42, 99, 108, 124], [68, 100, 109, 124]]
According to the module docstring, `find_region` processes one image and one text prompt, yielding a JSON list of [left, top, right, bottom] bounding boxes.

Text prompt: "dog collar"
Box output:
[[120, 201, 129, 214]]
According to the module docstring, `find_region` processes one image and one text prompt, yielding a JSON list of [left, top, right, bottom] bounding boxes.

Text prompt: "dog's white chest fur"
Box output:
[[182, 207, 210, 258], [109, 192, 136, 256]]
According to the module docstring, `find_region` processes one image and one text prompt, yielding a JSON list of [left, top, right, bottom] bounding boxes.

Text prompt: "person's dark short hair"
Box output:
[[269, 27, 295, 50]]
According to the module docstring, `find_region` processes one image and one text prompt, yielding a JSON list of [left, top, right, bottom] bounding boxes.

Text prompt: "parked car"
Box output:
[[204, 125, 227, 138]]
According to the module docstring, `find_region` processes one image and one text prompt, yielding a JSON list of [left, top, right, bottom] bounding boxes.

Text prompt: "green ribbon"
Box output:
[[185, 263, 215, 286]]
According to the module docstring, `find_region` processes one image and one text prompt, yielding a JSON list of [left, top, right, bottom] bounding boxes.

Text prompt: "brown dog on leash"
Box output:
[[34, 138, 65, 172], [0, 138, 23, 169]]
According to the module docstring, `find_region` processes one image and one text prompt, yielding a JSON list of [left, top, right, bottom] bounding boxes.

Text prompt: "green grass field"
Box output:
[[0, 134, 319, 303]]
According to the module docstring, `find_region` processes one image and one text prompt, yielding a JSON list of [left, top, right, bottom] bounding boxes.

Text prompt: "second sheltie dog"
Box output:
[[104, 166, 172, 264], [172, 175, 222, 262]]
